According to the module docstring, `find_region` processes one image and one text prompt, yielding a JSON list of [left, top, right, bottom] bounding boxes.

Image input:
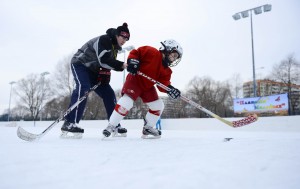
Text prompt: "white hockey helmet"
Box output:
[[159, 39, 183, 67]]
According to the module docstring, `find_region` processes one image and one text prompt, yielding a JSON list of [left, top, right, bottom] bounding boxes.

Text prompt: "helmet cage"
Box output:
[[159, 39, 183, 67], [169, 56, 181, 67]]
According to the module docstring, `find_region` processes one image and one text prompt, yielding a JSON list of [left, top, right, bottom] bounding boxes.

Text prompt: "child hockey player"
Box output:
[[103, 39, 183, 139]]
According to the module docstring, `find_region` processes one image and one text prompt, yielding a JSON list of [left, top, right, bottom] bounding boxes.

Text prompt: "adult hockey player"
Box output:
[[61, 23, 130, 139], [103, 39, 183, 139]]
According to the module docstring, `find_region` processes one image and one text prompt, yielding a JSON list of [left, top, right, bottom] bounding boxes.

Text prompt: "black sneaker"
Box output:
[[61, 121, 84, 133]]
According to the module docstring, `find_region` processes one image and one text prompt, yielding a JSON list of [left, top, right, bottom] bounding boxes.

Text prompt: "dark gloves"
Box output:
[[167, 85, 181, 99], [97, 68, 111, 84], [127, 58, 140, 74]]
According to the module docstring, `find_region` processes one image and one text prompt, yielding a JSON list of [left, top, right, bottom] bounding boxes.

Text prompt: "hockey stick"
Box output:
[[137, 71, 258, 127], [17, 82, 101, 141]]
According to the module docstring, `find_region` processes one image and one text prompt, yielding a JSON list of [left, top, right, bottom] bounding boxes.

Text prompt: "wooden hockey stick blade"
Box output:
[[210, 113, 258, 127], [231, 114, 258, 127], [183, 95, 258, 127]]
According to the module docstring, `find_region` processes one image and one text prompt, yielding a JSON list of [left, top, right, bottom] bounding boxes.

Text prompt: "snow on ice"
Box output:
[[1, 116, 300, 189]]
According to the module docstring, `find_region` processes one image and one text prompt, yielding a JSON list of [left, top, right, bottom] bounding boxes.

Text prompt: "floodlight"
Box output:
[[254, 7, 262, 15], [241, 11, 249, 18], [232, 13, 241, 20], [263, 4, 272, 12]]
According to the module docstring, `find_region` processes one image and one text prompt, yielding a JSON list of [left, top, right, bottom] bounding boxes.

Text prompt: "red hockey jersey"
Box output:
[[126, 46, 172, 93]]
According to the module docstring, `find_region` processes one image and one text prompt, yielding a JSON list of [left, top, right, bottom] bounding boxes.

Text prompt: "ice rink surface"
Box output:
[[1, 116, 300, 189]]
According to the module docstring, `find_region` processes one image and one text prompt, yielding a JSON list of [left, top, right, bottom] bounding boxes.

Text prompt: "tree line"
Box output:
[[1, 54, 299, 121]]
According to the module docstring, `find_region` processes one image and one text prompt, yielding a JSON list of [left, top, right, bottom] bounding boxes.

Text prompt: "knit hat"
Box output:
[[117, 22, 130, 40]]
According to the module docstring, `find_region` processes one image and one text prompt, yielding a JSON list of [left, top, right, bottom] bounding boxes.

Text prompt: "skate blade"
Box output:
[[101, 134, 111, 140], [102, 133, 126, 140], [141, 135, 161, 139], [112, 133, 127, 137], [60, 131, 83, 139]]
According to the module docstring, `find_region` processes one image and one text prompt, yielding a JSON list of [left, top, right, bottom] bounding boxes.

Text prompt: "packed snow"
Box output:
[[1, 116, 300, 189]]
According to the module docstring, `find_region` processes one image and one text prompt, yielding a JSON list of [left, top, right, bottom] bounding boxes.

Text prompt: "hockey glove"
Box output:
[[127, 58, 140, 74], [167, 85, 181, 99], [97, 68, 111, 84]]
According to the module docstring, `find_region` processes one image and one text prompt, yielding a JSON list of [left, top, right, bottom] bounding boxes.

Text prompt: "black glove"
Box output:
[[167, 85, 181, 99], [127, 58, 140, 74], [97, 68, 111, 84]]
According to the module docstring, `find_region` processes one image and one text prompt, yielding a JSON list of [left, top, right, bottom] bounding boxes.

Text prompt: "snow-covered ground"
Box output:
[[1, 116, 300, 189]]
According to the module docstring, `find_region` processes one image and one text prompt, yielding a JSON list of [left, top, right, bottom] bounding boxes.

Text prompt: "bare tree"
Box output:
[[162, 97, 187, 118], [43, 96, 69, 120], [271, 54, 300, 85], [10, 105, 29, 120], [271, 54, 300, 114], [14, 73, 53, 121], [83, 93, 108, 120], [185, 76, 233, 117], [52, 54, 75, 97], [229, 73, 243, 99]]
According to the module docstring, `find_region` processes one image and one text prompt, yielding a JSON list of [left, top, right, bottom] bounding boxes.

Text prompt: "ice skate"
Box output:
[[113, 124, 127, 137], [102, 124, 116, 138], [60, 121, 84, 139], [142, 125, 161, 139], [103, 124, 127, 138]]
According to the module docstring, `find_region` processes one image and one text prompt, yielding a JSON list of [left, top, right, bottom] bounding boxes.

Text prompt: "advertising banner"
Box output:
[[234, 93, 289, 116]]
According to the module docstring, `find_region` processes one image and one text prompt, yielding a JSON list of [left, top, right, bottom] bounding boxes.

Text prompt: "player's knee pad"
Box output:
[[114, 94, 134, 116], [146, 99, 164, 116]]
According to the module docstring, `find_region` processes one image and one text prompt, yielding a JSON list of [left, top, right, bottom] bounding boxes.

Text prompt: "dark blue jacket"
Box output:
[[72, 28, 124, 74]]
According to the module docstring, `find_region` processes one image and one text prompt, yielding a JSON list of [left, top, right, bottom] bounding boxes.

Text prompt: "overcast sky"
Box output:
[[1, 0, 300, 114]]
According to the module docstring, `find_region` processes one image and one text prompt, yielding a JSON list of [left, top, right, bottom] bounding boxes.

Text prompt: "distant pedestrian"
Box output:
[[156, 118, 161, 130]]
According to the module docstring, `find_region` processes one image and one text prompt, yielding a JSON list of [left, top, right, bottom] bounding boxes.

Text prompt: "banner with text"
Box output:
[[234, 93, 289, 116]]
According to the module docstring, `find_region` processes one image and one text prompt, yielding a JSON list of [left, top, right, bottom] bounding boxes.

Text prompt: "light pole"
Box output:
[[255, 66, 264, 80], [233, 4, 271, 97], [118, 46, 135, 84], [40, 71, 50, 121], [8, 81, 16, 121], [255, 66, 265, 96]]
